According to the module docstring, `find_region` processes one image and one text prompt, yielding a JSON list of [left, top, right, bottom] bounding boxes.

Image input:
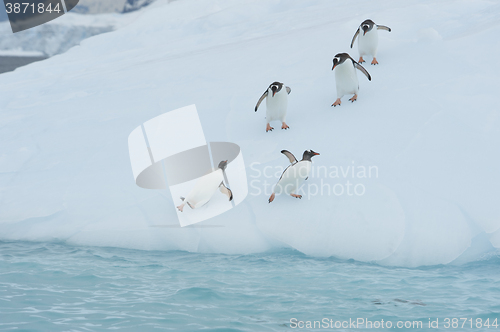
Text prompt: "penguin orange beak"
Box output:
[[332, 64, 337, 70], [313, 152, 320, 156], [272, 91, 276, 97]]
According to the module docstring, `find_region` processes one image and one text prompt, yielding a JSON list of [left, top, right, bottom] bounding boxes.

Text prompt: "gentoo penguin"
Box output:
[[268, 150, 320, 203], [350, 19, 391, 65], [331, 53, 371, 107], [255, 81, 291, 132], [176, 160, 233, 212]]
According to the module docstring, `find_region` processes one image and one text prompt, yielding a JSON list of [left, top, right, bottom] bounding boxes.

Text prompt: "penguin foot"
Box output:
[[176, 204, 184, 212], [332, 99, 341, 107], [358, 57, 365, 63], [281, 123, 289, 130], [349, 94, 357, 102], [266, 123, 274, 132], [291, 194, 302, 199], [371, 58, 379, 65], [268, 193, 275, 203]]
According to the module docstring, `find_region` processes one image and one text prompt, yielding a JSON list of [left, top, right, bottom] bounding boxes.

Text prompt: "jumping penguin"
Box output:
[[350, 19, 391, 65], [268, 150, 320, 203], [255, 81, 291, 132], [331, 53, 371, 107], [176, 160, 233, 212]]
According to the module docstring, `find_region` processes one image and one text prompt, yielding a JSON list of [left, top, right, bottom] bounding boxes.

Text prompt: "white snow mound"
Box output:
[[0, 0, 499, 267]]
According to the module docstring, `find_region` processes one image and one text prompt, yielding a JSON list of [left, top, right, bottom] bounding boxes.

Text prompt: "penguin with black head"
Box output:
[[255, 81, 291, 132], [331, 53, 371, 107], [351, 19, 391, 65], [268, 150, 320, 203]]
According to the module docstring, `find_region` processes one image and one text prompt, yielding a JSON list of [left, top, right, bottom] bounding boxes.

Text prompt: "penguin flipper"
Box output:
[[377, 25, 391, 32], [219, 182, 233, 201], [255, 90, 268, 112], [354, 62, 372, 81], [281, 150, 298, 164], [350, 28, 360, 48], [286, 86, 291, 95]]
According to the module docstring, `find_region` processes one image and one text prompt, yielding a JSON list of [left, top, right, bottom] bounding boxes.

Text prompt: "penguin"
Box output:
[[350, 19, 391, 65], [331, 53, 371, 107], [176, 160, 233, 212], [268, 149, 320, 203], [255, 81, 291, 132]]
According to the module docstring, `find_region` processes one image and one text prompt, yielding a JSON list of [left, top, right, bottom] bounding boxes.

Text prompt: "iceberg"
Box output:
[[0, 0, 498, 267]]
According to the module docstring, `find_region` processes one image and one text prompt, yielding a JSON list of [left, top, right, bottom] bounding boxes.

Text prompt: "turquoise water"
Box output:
[[0, 241, 499, 331]]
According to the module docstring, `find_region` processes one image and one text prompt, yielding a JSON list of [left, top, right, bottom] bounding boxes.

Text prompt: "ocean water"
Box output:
[[1, 241, 499, 331]]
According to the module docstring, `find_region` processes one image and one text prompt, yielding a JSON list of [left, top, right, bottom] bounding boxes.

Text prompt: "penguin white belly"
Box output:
[[275, 161, 311, 195], [266, 89, 288, 123], [184, 169, 223, 209], [335, 62, 359, 98], [358, 29, 378, 57]]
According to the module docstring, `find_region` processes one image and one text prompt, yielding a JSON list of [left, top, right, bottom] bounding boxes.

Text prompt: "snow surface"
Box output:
[[0, 0, 499, 267]]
